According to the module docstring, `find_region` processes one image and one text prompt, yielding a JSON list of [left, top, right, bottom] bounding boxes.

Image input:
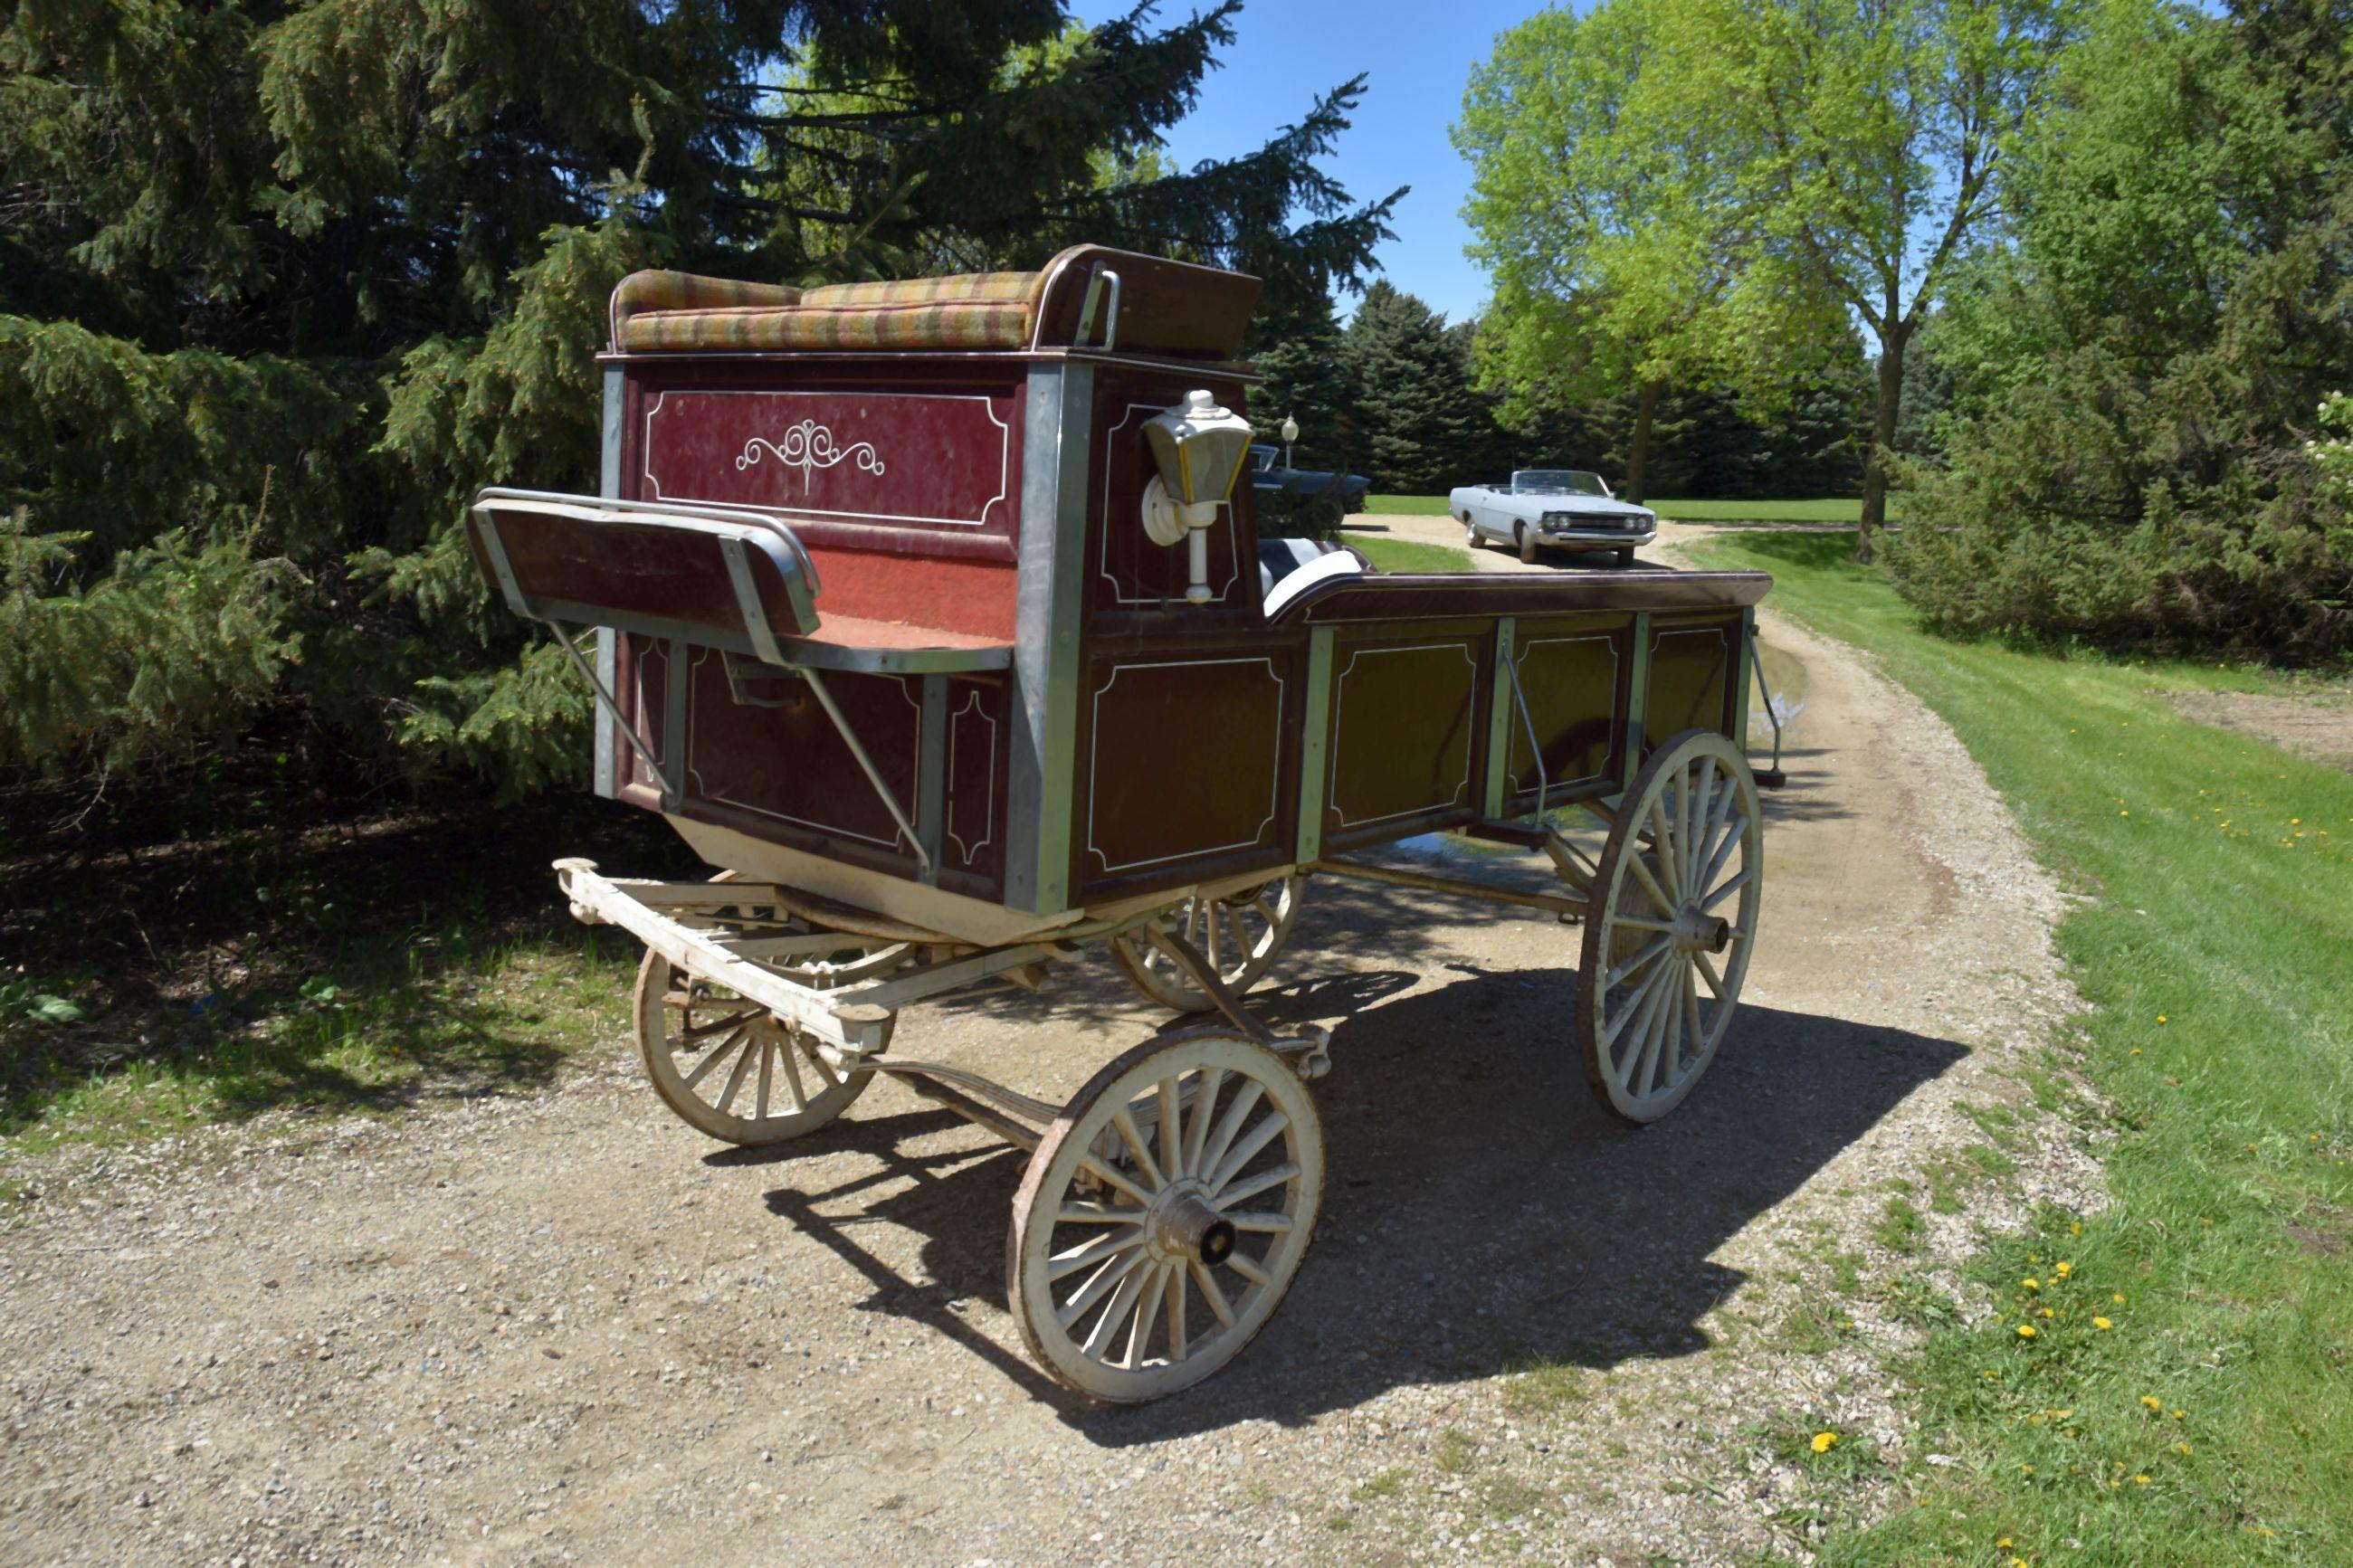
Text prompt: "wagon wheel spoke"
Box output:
[[1624, 847, 1674, 917], [1693, 949, 1728, 1003], [1701, 865, 1754, 913], [682, 1026, 748, 1088], [714, 1031, 760, 1114], [1191, 1259, 1236, 1327], [1164, 1268, 1188, 1361], [1605, 934, 1673, 991]]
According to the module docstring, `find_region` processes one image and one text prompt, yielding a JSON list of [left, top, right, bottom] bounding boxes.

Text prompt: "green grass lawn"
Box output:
[[1349, 533, 1476, 573], [1686, 531, 2353, 1565], [1364, 493, 1889, 523]]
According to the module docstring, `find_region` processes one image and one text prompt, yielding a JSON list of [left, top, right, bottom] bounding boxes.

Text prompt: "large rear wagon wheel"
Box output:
[[1008, 1029, 1324, 1402], [1577, 729, 1761, 1124]]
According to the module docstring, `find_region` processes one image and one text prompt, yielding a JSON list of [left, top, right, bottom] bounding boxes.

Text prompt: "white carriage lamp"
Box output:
[[1280, 413, 1299, 470], [1141, 389, 1255, 605]]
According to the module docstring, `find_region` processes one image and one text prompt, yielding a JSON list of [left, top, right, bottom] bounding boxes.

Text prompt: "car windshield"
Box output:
[[1513, 470, 1610, 497], [1252, 446, 1277, 471]]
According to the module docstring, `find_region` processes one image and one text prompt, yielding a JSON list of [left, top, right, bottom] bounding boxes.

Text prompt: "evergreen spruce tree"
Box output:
[[0, 0, 1399, 785], [1250, 293, 1360, 476], [1341, 281, 1494, 494]]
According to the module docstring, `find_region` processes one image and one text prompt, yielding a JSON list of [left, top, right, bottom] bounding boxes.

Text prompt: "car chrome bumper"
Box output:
[[1537, 527, 1657, 549]]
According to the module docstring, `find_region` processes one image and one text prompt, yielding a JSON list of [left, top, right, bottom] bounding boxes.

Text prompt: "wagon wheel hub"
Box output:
[[1669, 906, 1734, 956], [1145, 1182, 1238, 1267]]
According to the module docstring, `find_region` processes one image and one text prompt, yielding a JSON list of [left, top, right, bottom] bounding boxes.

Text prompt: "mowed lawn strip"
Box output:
[[1348, 533, 1477, 574], [1360, 494, 1888, 524], [1688, 530, 2353, 1564]]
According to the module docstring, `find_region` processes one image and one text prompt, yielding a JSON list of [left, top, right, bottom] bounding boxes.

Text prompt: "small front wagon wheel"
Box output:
[[1109, 873, 1306, 1012], [1577, 729, 1762, 1124], [1008, 1029, 1324, 1402], [634, 952, 872, 1145]]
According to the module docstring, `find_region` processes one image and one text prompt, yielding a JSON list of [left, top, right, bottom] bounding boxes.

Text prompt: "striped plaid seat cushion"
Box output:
[[612, 267, 1048, 353]]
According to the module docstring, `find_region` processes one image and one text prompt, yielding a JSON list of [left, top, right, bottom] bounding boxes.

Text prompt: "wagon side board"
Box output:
[[575, 329, 1767, 927]]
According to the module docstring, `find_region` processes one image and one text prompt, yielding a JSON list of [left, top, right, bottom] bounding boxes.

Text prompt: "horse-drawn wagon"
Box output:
[[464, 246, 1777, 1401]]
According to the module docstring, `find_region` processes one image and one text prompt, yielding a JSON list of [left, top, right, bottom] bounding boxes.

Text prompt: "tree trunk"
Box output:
[[1857, 334, 1905, 565], [1626, 379, 1662, 505]]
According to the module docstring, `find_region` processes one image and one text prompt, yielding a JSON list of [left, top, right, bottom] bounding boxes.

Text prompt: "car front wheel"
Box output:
[[1518, 524, 1538, 563]]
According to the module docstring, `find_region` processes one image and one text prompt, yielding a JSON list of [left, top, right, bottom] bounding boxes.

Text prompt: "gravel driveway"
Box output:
[[0, 519, 2098, 1566]]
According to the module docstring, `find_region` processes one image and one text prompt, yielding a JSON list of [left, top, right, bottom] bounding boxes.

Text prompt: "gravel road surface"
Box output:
[[1, 519, 2098, 1566]]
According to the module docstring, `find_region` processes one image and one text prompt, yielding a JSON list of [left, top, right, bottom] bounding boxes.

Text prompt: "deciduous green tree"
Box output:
[[1455, 0, 1841, 503], [1888, 0, 2353, 659], [1666, 0, 2078, 557]]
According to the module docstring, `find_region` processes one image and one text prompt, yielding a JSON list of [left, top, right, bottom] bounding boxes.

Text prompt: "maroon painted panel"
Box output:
[[681, 651, 925, 860], [472, 505, 811, 642], [945, 676, 1008, 886], [1504, 618, 1629, 803], [1322, 631, 1487, 848], [1645, 617, 1739, 749], [642, 387, 1018, 538], [1078, 653, 1291, 886]]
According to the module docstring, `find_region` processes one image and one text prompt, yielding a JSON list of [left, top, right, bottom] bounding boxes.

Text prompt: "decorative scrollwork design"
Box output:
[[735, 419, 887, 489]]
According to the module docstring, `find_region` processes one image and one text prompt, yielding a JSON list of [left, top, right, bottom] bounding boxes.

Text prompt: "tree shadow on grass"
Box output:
[[725, 950, 1967, 1440]]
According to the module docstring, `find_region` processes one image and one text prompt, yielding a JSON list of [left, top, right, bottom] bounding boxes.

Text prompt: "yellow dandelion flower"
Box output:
[[2039, 1307, 2055, 1318], [1811, 1430, 1838, 1454], [2010, 1559, 2028, 1568], [2134, 1473, 2151, 1486], [2157, 1015, 2167, 1023], [2023, 1278, 2041, 1290], [2054, 1261, 2072, 1278], [2177, 1443, 2191, 1456], [2141, 1395, 2163, 1411], [2017, 1325, 2037, 1339], [2093, 1316, 2113, 1329], [1997, 1539, 2013, 1550], [2113, 1293, 2126, 1304], [2171, 1409, 2185, 1420]]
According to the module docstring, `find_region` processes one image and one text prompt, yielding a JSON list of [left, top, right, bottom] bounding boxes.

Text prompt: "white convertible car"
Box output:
[[1450, 470, 1658, 565]]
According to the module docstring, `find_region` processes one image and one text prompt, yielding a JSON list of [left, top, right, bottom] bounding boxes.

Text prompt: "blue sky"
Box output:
[[1068, 0, 1548, 324]]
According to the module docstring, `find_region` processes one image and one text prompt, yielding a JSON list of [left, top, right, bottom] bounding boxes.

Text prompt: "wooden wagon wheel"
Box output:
[[633, 954, 876, 1145], [1108, 873, 1307, 1012], [1008, 1029, 1324, 1402], [629, 872, 885, 1145], [1577, 728, 1762, 1125]]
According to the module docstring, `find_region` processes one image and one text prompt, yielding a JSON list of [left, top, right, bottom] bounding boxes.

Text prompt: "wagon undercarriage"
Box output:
[[552, 722, 1762, 1401]]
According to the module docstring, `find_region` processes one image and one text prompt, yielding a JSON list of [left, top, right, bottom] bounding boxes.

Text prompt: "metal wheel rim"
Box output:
[[1110, 874, 1305, 1012], [1009, 1030, 1323, 1402], [634, 951, 872, 1145], [1577, 730, 1761, 1124]]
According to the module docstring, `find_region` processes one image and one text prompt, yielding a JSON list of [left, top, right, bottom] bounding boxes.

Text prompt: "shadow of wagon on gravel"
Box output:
[[730, 967, 1967, 1442]]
